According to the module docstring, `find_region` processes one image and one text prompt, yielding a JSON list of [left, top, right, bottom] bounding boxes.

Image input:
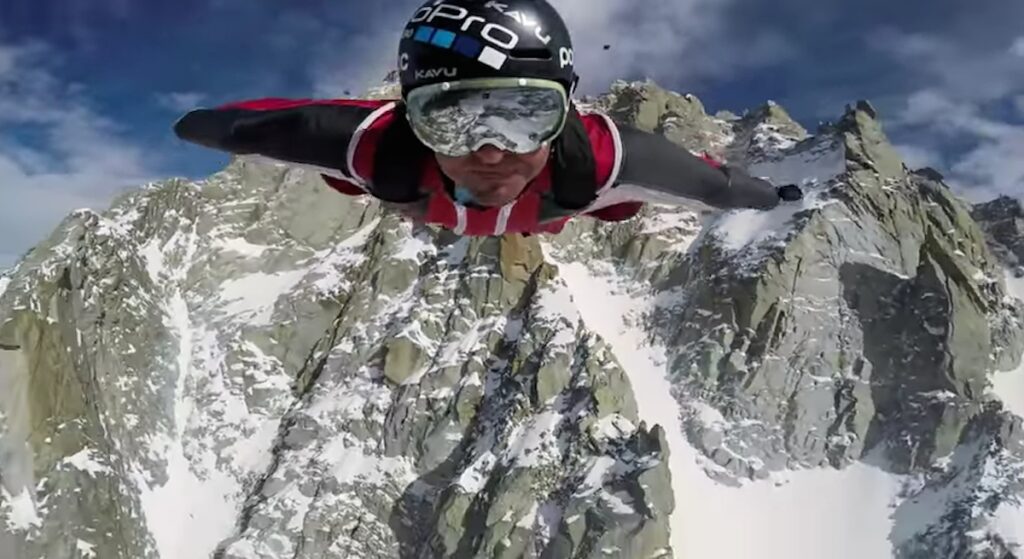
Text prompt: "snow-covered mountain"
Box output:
[[1, 79, 1023, 559], [0, 271, 9, 305]]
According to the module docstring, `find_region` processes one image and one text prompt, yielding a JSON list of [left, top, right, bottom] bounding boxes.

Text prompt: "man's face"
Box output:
[[435, 144, 551, 207]]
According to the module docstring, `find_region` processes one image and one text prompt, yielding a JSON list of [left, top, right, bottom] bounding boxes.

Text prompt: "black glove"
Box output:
[[777, 184, 803, 202]]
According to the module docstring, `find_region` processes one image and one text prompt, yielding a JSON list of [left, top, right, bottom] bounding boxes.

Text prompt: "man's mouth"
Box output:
[[471, 168, 515, 178], [471, 165, 516, 176]]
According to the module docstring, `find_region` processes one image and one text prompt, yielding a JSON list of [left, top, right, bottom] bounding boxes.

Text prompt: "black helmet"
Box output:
[[398, 0, 577, 98]]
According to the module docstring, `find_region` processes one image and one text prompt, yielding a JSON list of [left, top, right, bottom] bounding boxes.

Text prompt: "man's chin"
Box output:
[[470, 183, 524, 206], [475, 194, 513, 207]]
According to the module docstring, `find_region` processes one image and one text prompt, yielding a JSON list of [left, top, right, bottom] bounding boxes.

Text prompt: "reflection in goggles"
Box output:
[[408, 86, 567, 156]]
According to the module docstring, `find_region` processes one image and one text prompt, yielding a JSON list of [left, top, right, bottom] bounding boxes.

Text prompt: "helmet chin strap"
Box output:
[[454, 185, 482, 205]]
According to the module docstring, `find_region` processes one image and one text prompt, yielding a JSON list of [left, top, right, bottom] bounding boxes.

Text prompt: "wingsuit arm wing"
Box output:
[[172, 99, 379, 176], [612, 124, 785, 210]]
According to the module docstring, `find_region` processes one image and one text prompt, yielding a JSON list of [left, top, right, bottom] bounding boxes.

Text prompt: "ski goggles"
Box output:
[[405, 77, 569, 158]]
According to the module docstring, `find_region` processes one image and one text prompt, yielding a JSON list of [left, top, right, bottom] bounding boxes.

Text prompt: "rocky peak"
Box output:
[[972, 195, 1024, 273], [368, 70, 402, 100], [974, 195, 1024, 223], [718, 100, 809, 165], [815, 98, 909, 180], [584, 79, 735, 160], [912, 166, 946, 182], [2, 80, 1024, 559]]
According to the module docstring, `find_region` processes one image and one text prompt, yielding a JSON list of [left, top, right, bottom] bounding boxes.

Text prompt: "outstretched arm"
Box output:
[[613, 124, 799, 210], [173, 98, 382, 175]]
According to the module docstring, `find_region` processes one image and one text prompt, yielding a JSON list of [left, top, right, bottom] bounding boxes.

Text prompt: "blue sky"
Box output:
[[1, 0, 1022, 268]]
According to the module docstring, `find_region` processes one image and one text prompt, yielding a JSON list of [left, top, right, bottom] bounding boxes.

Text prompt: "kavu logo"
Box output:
[[482, 1, 551, 44], [415, 67, 458, 80]]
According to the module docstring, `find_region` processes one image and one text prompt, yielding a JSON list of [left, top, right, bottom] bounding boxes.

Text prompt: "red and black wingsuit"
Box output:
[[173, 97, 798, 237]]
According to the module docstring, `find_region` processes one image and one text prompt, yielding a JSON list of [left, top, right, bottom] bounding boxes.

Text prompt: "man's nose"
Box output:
[[471, 145, 507, 164]]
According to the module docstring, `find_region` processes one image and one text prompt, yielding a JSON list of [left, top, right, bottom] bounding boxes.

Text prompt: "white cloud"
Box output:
[[895, 88, 951, 125], [893, 143, 942, 171], [1011, 36, 1024, 57], [304, 0, 797, 98], [0, 47, 16, 75], [155, 91, 207, 113], [288, 6, 407, 98], [896, 89, 1023, 201], [871, 28, 1024, 104], [0, 43, 161, 268], [556, 0, 717, 93], [897, 89, 1010, 140], [948, 126, 1024, 202], [556, 0, 797, 94], [309, 27, 404, 98], [870, 29, 1024, 202]]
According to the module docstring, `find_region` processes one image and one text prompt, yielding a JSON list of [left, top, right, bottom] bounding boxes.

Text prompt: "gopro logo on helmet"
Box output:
[[410, 3, 520, 50]]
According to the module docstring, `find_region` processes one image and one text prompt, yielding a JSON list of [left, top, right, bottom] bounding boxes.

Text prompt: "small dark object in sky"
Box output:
[[603, 44, 611, 50]]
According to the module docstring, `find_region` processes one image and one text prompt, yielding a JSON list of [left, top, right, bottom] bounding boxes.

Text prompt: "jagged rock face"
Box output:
[[679, 151, 1024, 474], [582, 80, 736, 160], [581, 81, 809, 167], [1, 79, 1023, 559], [600, 85, 1024, 556], [972, 196, 1024, 273], [0, 160, 672, 558], [727, 101, 809, 164]]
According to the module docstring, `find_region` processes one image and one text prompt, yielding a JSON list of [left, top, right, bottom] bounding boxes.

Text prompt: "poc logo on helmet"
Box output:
[[559, 47, 573, 68], [410, 2, 520, 50]]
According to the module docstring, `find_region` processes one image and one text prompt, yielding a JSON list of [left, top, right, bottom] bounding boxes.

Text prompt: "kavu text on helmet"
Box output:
[[398, 0, 577, 98]]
